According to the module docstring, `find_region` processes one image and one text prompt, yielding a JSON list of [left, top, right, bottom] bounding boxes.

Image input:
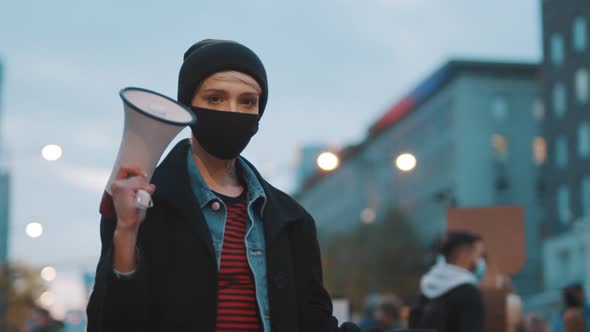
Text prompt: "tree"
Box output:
[[321, 208, 430, 312], [0, 262, 47, 332]]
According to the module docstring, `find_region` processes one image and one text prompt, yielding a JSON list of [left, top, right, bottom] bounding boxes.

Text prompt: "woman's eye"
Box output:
[[241, 99, 258, 106], [208, 96, 222, 103]]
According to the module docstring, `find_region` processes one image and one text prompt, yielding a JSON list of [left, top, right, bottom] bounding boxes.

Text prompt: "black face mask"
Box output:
[[190, 106, 259, 160]]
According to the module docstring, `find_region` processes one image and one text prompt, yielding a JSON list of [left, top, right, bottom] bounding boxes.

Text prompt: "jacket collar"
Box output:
[[152, 139, 304, 247], [185, 144, 267, 214]]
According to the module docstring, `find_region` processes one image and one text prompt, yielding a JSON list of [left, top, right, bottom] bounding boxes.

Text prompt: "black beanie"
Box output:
[[177, 39, 268, 116]]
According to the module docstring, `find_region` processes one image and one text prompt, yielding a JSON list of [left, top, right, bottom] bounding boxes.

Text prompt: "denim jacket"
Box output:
[[186, 150, 270, 332]]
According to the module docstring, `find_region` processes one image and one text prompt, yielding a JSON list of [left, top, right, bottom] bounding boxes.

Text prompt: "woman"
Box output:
[[86, 39, 359, 332]]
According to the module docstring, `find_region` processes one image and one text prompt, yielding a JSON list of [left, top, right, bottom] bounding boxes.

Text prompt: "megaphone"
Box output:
[[99, 87, 196, 220]]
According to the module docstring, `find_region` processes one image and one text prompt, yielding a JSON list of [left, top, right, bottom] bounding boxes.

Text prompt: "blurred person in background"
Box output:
[[359, 293, 382, 330], [553, 283, 590, 332], [494, 274, 523, 332], [429, 235, 445, 264], [86, 39, 360, 332], [408, 231, 486, 332], [369, 294, 403, 332], [564, 310, 586, 332], [25, 306, 64, 332], [521, 313, 549, 332]]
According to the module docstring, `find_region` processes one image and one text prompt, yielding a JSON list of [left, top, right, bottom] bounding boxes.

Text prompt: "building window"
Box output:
[[553, 82, 567, 117], [557, 185, 572, 224], [558, 248, 572, 280], [533, 137, 547, 165], [491, 96, 508, 120], [573, 17, 588, 52], [551, 33, 565, 66], [491, 134, 508, 159], [582, 176, 590, 216], [555, 136, 568, 168], [575, 68, 589, 104], [533, 98, 545, 121], [578, 123, 590, 158]]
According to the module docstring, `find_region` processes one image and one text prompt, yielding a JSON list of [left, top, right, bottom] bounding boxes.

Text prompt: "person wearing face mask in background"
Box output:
[[86, 39, 360, 332], [408, 231, 486, 332], [553, 283, 590, 332]]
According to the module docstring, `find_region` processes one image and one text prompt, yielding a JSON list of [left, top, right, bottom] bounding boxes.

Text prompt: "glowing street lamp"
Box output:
[[40, 266, 57, 282], [395, 153, 417, 172], [26, 222, 43, 238], [317, 152, 340, 171], [41, 144, 63, 161], [39, 291, 55, 307], [361, 208, 376, 224]]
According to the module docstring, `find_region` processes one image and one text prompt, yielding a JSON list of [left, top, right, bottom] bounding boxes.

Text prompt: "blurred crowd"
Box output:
[[23, 306, 63, 332], [354, 231, 590, 332], [15, 230, 590, 332]]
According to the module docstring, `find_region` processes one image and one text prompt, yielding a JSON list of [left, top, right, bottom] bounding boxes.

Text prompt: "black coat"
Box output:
[[408, 284, 484, 332], [87, 139, 359, 332]]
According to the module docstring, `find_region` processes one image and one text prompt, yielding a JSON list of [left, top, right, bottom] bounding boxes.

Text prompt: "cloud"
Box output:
[[343, 0, 540, 61], [53, 163, 110, 194], [374, 0, 430, 10]]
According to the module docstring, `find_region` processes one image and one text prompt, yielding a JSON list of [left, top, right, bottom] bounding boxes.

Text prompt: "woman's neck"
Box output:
[[190, 138, 244, 197]]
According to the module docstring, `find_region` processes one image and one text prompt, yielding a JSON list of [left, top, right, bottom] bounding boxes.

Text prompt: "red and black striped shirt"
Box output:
[[214, 191, 263, 332]]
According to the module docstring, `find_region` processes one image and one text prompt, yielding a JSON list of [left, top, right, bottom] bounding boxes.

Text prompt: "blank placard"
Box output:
[[447, 206, 525, 274]]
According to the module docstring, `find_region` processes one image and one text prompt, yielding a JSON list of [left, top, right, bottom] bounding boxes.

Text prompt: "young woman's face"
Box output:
[[191, 71, 261, 115]]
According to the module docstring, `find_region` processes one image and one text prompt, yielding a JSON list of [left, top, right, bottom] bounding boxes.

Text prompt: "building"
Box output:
[[295, 60, 543, 295], [294, 144, 330, 192], [83, 271, 95, 301], [525, 219, 590, 322], [0, 60, 9, 264], [0, 173, 8, 264], [0, 58, 10, 332], [541, 0, 590, 234], [523, 0, 590, 319]]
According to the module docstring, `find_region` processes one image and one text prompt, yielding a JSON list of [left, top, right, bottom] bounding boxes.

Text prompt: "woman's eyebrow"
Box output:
[[200, 88, 227, 94], [240, 92, 259, 97]]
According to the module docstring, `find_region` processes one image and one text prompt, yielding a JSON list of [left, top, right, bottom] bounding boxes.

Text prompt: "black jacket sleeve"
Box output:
[[408, 295, 427, 329], [301, 214, 361, 332], [86, 216, 152, 332], [455, 285, 485, 332]]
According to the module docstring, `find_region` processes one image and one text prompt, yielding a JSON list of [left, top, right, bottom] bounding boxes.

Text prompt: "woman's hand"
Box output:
[[111, 166, 156, 233], [110, 166, 155, 273]]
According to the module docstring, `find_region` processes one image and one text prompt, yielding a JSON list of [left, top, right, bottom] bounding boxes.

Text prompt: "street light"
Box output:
[[395, 153, 417, 172], [40, 266, 57, 282], [41, 144, 63, 161], [25, 223, 43, 238], [313, 149, 417, 292], [38, 291, 55, 307], [317, 152, 340, 171], [361, 208, 376, 224]]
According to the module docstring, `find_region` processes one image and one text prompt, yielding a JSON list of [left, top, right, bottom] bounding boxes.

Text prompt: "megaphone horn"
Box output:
[[99, 87, 196, 220]]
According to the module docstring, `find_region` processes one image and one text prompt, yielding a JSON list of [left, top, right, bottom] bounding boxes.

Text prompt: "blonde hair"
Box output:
[[209, 71, 261, 94]]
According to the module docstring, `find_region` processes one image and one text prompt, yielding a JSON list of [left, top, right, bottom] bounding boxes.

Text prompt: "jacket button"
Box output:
[[211, 201, 221, 211]]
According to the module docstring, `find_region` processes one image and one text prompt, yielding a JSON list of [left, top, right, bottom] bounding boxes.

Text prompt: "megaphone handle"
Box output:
[[135, 189, 153, 209], [135, 189, 153, 221]]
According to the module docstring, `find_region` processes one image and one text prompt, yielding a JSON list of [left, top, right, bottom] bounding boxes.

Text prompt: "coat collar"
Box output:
[[185, 144, 267, 214], [151, 139, 305, 248]]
